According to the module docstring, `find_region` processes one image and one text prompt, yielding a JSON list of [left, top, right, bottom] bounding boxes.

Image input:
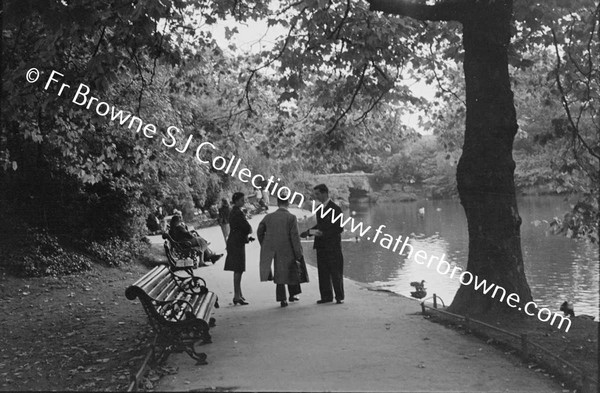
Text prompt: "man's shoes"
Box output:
[[280, 301, 288, 307], [289, 296, 300, 302], [316, 299, 332, 304], [336, 299, 344, 304]]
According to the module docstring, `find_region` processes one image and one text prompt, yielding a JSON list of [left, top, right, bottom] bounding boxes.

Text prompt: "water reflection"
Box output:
[[324, 196, 598, 318]]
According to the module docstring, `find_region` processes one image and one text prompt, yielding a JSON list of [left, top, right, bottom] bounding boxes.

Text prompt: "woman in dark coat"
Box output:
[[224, 192, 252, 305]]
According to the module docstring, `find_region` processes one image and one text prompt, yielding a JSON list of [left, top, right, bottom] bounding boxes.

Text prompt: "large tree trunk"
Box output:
[[448, 1, 533, 314], [368, 0, 533, 315]]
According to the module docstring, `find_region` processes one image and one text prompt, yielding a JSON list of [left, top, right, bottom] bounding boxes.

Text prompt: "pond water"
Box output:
[[331, 195, 598, 318]]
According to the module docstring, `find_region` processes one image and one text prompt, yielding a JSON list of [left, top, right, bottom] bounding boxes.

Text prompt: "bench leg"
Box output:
[[186, 342, 208, 366], [166, 339, 209, 366], [153, 335, 174, 365], [153, 330, 209, 366], [201, 329, 212, 344]]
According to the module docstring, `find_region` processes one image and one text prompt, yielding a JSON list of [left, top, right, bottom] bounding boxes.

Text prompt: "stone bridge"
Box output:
[[313, 172, 375, 203], [312, 172, 420, 205]]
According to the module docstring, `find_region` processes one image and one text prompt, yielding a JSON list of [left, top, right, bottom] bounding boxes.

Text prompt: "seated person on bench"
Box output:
[[169, 215, 223, 265]]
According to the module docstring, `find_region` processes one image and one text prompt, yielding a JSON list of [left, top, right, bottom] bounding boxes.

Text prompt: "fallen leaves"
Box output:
[[1, 264, 156, 391]]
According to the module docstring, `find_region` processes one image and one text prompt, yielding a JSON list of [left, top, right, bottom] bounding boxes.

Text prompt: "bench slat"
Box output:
[[155, 280, 180, 302], [189, 293, 202, 311], [195, 292, 217, 321], [127, 266, 171, 301], [155, 289, 184, 314], [126, 268, 162, 301], [156, 292, 195, 321], [176, 292, 202, 321], [146, 273, 176, 300], [127, 265, 169, 297]]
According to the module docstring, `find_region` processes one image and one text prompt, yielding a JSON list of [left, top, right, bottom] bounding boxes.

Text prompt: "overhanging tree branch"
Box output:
[[353, 61, 401, 123], [91, 26, 106, 58], [428, 42, 465, 105], [326, 63, 368, 134], [551, 28, 600, 162], [327, 0, 352, 40], [368, 0, 472, 22], [244, 11, 303, 113], [353, 87, 387, 123], [277, 0, 305, 16]]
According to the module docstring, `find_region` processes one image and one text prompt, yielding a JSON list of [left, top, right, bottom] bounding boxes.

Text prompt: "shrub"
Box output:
[[1, 228, 92, 277], [83, 181, 149, 241], [85, 237, 151, 267]]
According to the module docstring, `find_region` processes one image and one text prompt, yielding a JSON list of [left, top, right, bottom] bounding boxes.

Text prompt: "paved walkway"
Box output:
[[149, 209, 563, 392]]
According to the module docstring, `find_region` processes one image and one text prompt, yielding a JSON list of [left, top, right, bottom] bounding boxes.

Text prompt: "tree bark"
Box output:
[[450, 1, 532, 314], [369, 0, 533, 315]]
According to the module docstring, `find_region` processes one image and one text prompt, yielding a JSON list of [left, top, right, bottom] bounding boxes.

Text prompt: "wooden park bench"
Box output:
[[161, 231, 226, 303], [125, 264, 219, 365], [162, 232, 203, 270]]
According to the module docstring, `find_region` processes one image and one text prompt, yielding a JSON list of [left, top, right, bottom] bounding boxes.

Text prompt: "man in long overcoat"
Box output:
[[258, 195, 308, 307]]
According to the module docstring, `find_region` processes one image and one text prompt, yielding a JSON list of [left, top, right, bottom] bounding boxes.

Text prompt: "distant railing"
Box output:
[[421, 294, 598, 393]]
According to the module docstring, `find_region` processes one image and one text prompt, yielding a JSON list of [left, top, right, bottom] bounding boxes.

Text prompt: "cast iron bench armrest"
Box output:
[[155, 298, 195, 322], [162, 241, 212, 298], [125, 265, 218, 365]]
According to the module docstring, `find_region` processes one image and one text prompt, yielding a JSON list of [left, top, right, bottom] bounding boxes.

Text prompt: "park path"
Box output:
[[149, 209, 563, 392]]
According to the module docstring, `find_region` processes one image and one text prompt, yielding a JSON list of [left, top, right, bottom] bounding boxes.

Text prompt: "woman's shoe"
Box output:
[[289, 296, 299, 302], [233, 298, 249, 305], [280, 301, 288, 308]]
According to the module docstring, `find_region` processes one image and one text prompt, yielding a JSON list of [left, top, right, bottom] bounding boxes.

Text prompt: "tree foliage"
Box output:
[[2, 0, 597, 283], [372, 135, 459, 198], [3, 0, 198, 238]]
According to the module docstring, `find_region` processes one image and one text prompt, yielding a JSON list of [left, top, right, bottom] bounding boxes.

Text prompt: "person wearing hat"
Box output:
[[224, 192, 253, 305], [169, 215, 222, 265], [257, 194, 308, 307]]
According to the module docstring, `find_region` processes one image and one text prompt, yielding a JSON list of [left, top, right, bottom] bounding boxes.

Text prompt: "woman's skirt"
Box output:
[[224, 241, 245, 272]]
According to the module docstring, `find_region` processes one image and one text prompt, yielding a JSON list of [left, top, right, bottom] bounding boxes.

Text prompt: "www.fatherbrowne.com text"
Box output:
[[29, 67, 572, 333], [310, 201, 573, 332]]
